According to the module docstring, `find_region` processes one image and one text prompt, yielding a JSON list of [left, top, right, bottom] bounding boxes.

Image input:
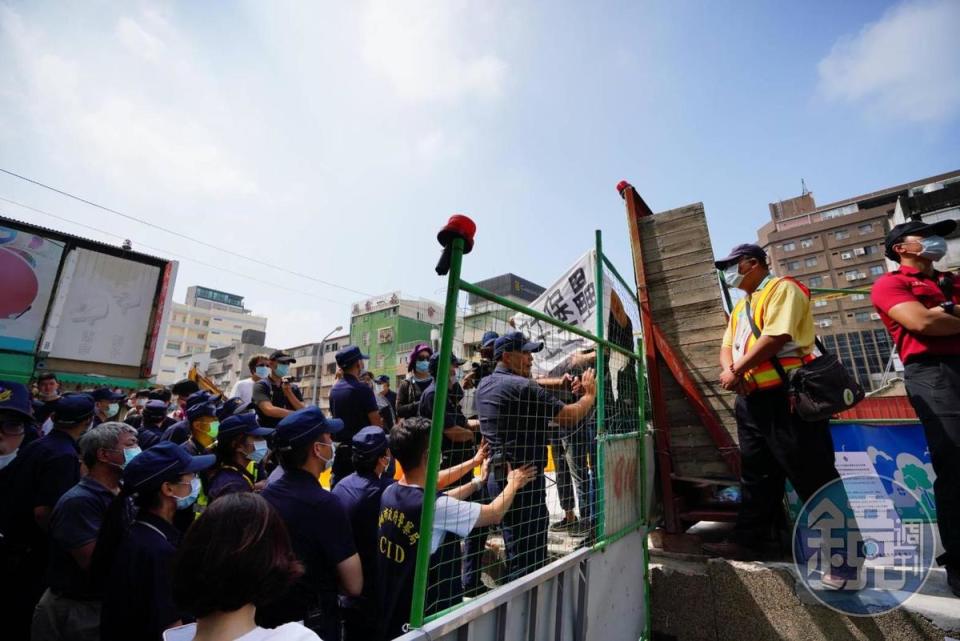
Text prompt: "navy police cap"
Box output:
[[0, 380, 33, 421], [219, 412, 273, 438], [142, 399, 169, 417], [273, 406, 344, 449], [123, 441, 215, 493], [216, 397, 251, 421], [52, 393, 96, 423], [91, 387, 125, 403], [352, 426, 389, 459], [494, 331, 544, 359], [186, 401, 217, 422], [335, 345, 369, 368], [184, 390, 213, 409], [481, 331, 499, 349]]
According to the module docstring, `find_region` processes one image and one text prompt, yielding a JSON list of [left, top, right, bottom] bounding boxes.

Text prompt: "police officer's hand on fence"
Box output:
[[506, 463, 538, 489], [472, 441, 490, 467], [578, 368, 597, 398]]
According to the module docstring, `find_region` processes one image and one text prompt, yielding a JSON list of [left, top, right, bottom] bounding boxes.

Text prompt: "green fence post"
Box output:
[[594, 230, 607, 540], [408, 236, 465, 629]]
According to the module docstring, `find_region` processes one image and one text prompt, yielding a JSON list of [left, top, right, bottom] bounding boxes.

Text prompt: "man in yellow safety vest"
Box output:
[[702, 244, 847, 584]]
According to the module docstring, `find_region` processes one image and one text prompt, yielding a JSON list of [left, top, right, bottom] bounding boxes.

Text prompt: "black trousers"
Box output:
[[734, 387, 840, 546], [905, 357, 960, 571]]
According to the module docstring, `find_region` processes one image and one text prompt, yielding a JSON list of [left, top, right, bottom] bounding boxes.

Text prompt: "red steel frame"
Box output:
[[621, 182, 741, 532]]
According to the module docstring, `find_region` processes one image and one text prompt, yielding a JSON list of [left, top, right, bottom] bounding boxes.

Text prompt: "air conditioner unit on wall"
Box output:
[[854, 248, 866, 256], [870, 313, 881, 321], [840, 252, 853, 260]]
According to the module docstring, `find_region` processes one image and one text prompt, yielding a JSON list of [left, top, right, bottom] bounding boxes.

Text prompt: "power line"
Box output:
[[0, 167, 374, 298], [0, 197, 351, 306]]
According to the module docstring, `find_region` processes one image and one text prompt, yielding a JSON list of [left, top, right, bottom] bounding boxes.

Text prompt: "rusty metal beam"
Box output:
[[620, 180, 682, 532]]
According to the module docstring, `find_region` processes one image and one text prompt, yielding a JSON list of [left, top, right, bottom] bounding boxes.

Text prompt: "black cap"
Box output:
[[884, 219, 958, 262], [0, 381, 33, 421], [715, 243, 767, 269], [216, 397, 251, 421], [374, 375, 390, 384], [219, 413, 273, 438], [268, 350, 296, 364]]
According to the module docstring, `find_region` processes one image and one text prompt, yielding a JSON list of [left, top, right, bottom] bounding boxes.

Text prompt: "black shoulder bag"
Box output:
[[744, 297, 864, 421]]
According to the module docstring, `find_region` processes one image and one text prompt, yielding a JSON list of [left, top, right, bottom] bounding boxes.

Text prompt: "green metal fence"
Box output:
[[406, 230, 650, 632]]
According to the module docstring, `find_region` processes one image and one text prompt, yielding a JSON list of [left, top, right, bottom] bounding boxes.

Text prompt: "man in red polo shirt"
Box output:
[[872, 219, 960, 597]]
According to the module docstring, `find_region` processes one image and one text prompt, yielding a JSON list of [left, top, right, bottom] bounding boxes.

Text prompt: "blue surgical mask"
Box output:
[[255, 366, 271, 379], [415, 360, 430, 373], [250, 439, 268, 463], [276, 364, 290, 377], [176, 477, 201, 510], [722, 264, 745, 289], [123, 447, 142, 466], [106, 403, 120, 417], [919, 236, 948, 262]]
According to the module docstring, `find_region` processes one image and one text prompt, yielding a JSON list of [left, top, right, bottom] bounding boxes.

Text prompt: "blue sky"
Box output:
[[1, 0, 958, 347]]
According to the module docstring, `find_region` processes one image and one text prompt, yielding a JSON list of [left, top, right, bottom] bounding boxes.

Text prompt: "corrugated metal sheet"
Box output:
[[836, 396, 917, 420]]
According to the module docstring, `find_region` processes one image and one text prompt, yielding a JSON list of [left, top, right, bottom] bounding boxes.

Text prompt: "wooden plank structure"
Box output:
[[619, 181, 742, 532]]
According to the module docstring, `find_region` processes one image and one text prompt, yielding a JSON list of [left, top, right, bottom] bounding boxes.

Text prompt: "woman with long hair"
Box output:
[[172, 493, 317, 640]]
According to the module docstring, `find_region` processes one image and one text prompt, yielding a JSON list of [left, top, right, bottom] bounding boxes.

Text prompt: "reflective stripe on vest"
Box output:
[[729, 277, 814, 391]]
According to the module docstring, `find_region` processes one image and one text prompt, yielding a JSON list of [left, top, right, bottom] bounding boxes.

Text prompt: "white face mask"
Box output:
[[106, 403, 120, 417], [318, 441, 337, 472]]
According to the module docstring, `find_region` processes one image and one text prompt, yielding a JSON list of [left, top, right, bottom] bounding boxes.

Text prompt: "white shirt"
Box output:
[[230, 378, 256, 405], [163, 622, 321, 641], [430, 494, 482, 553]]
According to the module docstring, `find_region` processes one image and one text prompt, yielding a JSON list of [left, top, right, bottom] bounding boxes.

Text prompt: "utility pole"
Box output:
[[312, 325, 343, 407]]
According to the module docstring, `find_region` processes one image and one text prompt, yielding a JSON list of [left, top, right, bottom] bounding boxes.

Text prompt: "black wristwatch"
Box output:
[[940, 301, 956, 316]]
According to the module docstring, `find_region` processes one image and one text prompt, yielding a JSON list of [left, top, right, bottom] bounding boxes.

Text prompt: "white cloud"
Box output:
[[817, 0, 960, 123], [360, 0, 508, 103], [0, 6, 258, 199]]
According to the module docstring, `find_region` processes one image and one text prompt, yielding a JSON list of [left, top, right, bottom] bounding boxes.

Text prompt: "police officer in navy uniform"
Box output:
[[160, 390, 213, 445], [332, 426, 396, 640], [181, 399, 220, 457], [377, 417, 535, 640], [90, 387, 125, 427], [259, 406, 363, 639], [207, 413, 273, 502], [0, 380, 39, 482], [1, 392, 94, 639], [329, 345, 383, 487], [98, 441, 214, 641], [475, 331, 597, 580], [135, 400, 171, 450]]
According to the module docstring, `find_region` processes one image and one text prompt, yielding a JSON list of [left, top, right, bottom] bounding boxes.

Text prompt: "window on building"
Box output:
[[858, 223, 873, 235], [202, 320, 209, 326], [850, 293, 866, 301], [377, 354, 386, 368], [869, 265, 885, 276], [801, 238, 814, 248], [326, 363, 336, 375], [814, 299, 828, 308], [166, 341, 182, 350], [197, 333, 206, 340], [782, 241, 796, 252], [194, 319, 201, 325], [845, 270, 865, 281], [809, 275, 823, 287], [835, 229, 850, 240], [863, 245, 878, 256], [786, 260, 800, 271], [855, 311, 871, 323], [805, 256, 818, 268], [363, 332, 370, 346]]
